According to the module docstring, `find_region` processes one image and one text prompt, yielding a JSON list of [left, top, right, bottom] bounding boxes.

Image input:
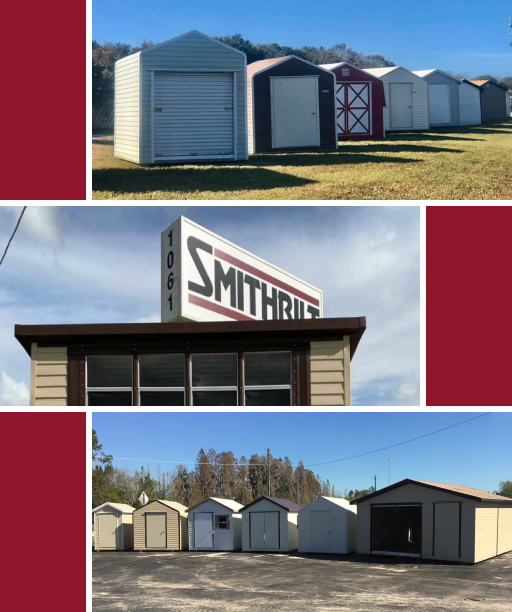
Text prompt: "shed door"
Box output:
[[311, 511, 331, 551], [429, 84, 451, 125], [434, 503, 460, 559], [146, 513, 166, 548], [250, 513, 265, 549], [264, 512, 280, 549], [99, 514, 118, 549], [271, 77, 320, 149], [336, 83, 372, 137], [194, 513, 213, 548], [390, 83, 413, 129], [153, 72, 235, 161], [497, 507, 512, 555]]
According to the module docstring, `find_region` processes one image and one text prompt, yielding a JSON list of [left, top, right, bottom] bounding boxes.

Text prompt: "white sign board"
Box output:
[[139, 491, 148, 506], [161, 216, 323, 323]]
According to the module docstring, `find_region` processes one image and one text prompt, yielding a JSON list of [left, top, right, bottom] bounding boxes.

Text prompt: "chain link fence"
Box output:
[[92, 99, 114, 132]]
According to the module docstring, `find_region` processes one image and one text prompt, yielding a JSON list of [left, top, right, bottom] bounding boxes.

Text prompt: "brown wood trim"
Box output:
[[132, 352, 139, 406], [296, 349, 309, 406], [67, 355, 81, 407], [291, 350, 298, 406], [79, 356, 86, 406], [185, 353, 191, 406], [238, 350, 244, 407]]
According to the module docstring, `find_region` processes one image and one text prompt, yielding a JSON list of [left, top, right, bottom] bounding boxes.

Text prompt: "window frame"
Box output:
[[138, 353, 186, 406], [190, 352, 239, 406], [85, 355, 134, 406], [243, 351, 292, 406]]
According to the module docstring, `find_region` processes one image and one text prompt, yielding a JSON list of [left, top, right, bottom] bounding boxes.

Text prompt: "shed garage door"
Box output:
[[371, 505, 421, 557], [153, 72, 235, 161], [146, 513, 166, 548], [429, 84, 451, 125], [250, 512, 279, 549], [99, 514, 118, 549]]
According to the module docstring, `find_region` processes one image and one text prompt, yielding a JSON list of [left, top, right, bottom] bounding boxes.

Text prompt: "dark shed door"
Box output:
[[371, 505, 422, 556]]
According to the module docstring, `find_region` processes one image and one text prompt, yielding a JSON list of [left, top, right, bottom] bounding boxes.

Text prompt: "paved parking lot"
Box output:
[[92, 550, 512, 611]]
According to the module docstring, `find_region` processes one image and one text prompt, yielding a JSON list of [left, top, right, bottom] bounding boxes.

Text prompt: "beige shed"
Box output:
[[93, 502, 135, 551], [351, 479, 512, 563], [133, 500, 188, 551]]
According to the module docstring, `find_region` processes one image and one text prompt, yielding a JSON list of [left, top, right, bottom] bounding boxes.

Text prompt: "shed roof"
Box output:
[[471, 80, 509, 90], [301, 496, 351, 509], [240, 496, 302, 512], [350, 479, 512, 504], [363, 66, 400, 77], [187, 497, 244, 512], [133, 499, 188, 515], [92, 502, 135, 514], [140, 30, 246, 58], [412, 69, 460, 83], [247, 56, 292, 78]]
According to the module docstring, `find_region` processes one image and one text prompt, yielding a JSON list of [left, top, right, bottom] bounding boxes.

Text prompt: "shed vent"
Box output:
[[342, 69, 350, 76]]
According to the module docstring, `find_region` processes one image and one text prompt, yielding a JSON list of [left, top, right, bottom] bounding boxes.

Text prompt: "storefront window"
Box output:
[[191, 354, 238, 406], [244, 352, 291, 406], [86, 355, 133, 406], [139, 354, 185, 406]]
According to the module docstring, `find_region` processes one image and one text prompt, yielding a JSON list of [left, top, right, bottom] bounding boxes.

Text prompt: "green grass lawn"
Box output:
[[93, 121, 512, 200]]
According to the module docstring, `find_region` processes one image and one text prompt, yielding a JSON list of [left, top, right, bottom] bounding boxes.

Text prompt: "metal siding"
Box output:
[[298, 496, 356, 554], [32, 346, 68, 406], [310, 339, 346, 406], [241, 498, 291, 552], [114, 53, 140, 163], [188, 500, 239, 550], [424, 73, 460, 125], [133, 501, 183, 550], [355, 483, 475, 562], [459, 82, 482, 126], [140, 32, 246, 164], [480, 83, 508, 123]]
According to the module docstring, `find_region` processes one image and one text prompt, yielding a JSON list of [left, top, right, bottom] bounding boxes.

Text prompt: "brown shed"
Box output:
[[247, 55, 337, 154], [471, 80, 509, 123], [351, 479, 512, 563], [133, 500, 188, 551], [93, 502, 134, 551]]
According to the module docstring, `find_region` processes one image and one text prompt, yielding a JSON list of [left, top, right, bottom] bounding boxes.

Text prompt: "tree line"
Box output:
[[92, 430, 377, 510]]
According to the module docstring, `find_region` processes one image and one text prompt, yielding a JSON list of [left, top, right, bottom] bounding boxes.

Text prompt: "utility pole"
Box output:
[[266, 446, 272, 497], [374, 475, 378, 491], [389, 459, 391, 486]]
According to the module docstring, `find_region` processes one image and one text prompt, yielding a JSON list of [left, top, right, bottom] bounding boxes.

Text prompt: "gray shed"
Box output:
[[471, 80, 509, 123], [241, 496, 301, 552], [413, 70, 460, 126], [298, 496, 357, 554], [351, 479, 512, 563], [114, 30, 247, 165], [458, 80, 482, 126], [187, 497, 244, 551]]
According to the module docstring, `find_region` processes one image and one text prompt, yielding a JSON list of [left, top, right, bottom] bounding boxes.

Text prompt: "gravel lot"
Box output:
[[93, 550, 512, 611]]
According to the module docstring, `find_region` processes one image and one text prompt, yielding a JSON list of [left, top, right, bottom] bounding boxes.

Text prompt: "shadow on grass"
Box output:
[[93, 139, 114, 146], [93, 155, 422, 194], [335, 144, 462, 155], [247, 152, 424, 168], [385, 132, 484, 143]]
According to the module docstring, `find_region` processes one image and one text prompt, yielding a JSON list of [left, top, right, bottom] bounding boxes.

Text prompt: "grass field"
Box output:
[[93, 121, 512, 200]]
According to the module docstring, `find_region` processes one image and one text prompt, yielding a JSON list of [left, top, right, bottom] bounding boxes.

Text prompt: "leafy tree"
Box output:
[[500, 77, 512, 91], [495, 480, 512, 499], [473, 74, 499, 83]]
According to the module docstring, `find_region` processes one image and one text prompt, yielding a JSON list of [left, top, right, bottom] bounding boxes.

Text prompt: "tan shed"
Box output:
[[351, 479, 512, 564], [93, 502, 135, 551], [133, 500, 188, 551]]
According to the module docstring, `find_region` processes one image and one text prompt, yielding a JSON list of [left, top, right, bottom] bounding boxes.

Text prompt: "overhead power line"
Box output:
[[106, 413, 490, 468], [0, 206, 27, 268]]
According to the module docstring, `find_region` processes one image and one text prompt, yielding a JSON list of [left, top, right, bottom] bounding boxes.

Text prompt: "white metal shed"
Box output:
[[458, 80, 482, 126], [298, 496, 357, 554], [413, 69, 460, 126], [93, 502, 134, 551], [114, 30, 247, 165], [240, 496, 301, 552], [187, 497, 243, 551], [363, 66, 429, 132]]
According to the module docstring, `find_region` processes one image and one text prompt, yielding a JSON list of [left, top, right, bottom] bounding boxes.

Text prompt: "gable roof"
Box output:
[[240, 496, 302, 512], [460, 78, 482, 89], [133, 499, 188, 515], [350, 479, 512, 504], [413, 69, 460, 83], [301, 496, 351, 510], [247, 55, 335, 80], [320, 62, 350, 70], [141, 30, 246, 58], [187, 497, 244, 513], [92, 502, 135, 514], [363, 66, 401, 77], [471, 80, 509, 91]]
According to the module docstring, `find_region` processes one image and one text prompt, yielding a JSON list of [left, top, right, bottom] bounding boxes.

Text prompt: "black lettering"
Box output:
[[261, 283, 278, 320], [168, 229, 173, 248], [168, 293, 173, 311], [167, 272, 174, 291], [237, 270, 244, 311], [187, 236, 213, 297], [278, 291, 293, 319], [167, 250, 174, 269], [307, 305, 320, 319], [244, 275, 260, 316], [215, 260, 236, 308]]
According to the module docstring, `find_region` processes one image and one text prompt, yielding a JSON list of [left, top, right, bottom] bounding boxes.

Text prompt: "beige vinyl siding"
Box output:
[[298, 497, 357, 554], [356, 484, 476, 563], [114, 52, 140, 163], [474, 503, 512, 562], [133, 501, 186, 550], [140, 32, 246, 164], [459, 82, 482, 126], [497, 506, 512, 556], [287, 512, 299, 551], [123, 513, 134, 550], [247, 76, 253, 154], [310, 337, 350, 406], [31, 344, 67, 406]]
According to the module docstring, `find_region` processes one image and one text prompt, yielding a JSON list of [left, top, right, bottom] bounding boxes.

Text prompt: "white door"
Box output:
[[429, 84, 451, 125], [194, 513, 213, 548], [271, 77, 320, 149], [311, 511, 331, 551], [153, 72, 235, 161], [264, 512, 280, 549], [390, 83, 413, 129], [99, 514, 118, 549], [434, 503, 460, 559], [250, 513, 265, 549]]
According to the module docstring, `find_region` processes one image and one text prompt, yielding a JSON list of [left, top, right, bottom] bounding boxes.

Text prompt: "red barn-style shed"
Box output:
[[320, 62, 386, 139]]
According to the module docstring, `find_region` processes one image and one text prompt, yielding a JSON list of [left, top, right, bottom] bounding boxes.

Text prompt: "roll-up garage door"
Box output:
[[153, 72, 235, 161]]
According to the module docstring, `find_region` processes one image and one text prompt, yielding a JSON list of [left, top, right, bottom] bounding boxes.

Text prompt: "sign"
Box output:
[[161, 216, 323, 323], [139, 491, 148, 505]]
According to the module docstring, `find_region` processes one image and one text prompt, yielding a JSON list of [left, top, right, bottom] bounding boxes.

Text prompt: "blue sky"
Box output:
[[0, 205, 419, 406], [92, 0, 511, 78], [92, 412, 512, 495]]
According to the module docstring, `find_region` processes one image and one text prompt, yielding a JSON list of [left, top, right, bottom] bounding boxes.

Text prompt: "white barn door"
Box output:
[[336, 83, 372, 137], [153, 72, 235, 161], [429, 84, 451, 125], [271, 77, 320, 149], [390, 83, 413, 129], [194, 513, 214, 548]]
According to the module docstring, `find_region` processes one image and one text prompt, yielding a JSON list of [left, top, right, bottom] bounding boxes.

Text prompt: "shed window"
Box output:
[[86, 355, 133, 406], [191, 354, 238, 406], [216, 515, 230, 529], [244, 352, 291, 406], [139, 354, 185, 406]]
